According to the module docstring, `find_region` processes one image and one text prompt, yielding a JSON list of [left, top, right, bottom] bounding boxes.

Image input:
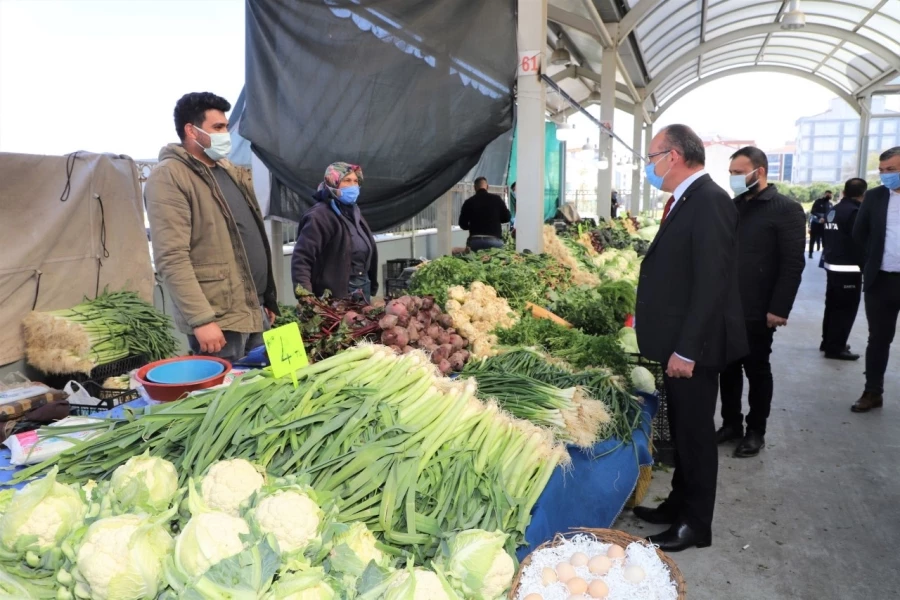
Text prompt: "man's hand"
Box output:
[[264, 307, 276, 326], [766, 313, 788, 328], [666, 353, 695, 379], [193, 322, 226, 354], [819, 217, 825, 223]]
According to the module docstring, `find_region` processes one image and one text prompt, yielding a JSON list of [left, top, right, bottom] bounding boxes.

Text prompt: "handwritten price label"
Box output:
[[518, 51, 541, 77], [263, 322, 308, 388]]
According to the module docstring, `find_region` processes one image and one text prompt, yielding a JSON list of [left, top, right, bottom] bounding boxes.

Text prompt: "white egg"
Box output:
[[556, 562, 577, 583], [541, 567, 558, 586], [570, 551, 589, 567], [567, 577, 588, 595], [624, 564, 646, 583], [588, 555, 612, 575], [606, 544, 626, 561], [524, 594, 544, 600], [588, 579, 610, 598]]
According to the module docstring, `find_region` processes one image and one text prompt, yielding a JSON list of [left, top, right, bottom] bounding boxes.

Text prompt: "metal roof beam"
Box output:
[[855, 68, 900, 97], [652, 65, 861, 120], [755, 1, 789, 64], [547, 5, 596, 39], [578, 0, 615, 49], [617, 0, 664, 44], [810, 0, 886, 76], [644, 23, 900, 100]]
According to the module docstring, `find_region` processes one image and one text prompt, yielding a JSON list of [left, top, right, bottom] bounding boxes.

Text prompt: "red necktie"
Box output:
[[661, 195, 676, 222]]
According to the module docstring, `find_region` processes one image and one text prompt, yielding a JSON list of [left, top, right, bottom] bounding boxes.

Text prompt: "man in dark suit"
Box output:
[[632, 124, 748, 552], [851, 146, 900, 413]]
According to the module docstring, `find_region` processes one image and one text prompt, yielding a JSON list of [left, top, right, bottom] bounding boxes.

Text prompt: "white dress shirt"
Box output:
[[882, 189, 900, 273], [668, 169, 707, 365]]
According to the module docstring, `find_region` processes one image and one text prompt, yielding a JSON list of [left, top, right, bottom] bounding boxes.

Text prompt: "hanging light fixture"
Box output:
[[781, 0, 806, 30], [597, 153, 610, 170], [582, 138, 592, 151], [556, 121, 576, 142]]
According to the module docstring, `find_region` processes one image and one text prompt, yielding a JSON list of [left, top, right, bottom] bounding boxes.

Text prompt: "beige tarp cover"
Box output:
[[0, 152, 153, 366]]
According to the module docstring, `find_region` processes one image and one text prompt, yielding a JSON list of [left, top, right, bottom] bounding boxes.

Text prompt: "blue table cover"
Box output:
[[0, 390, 656, 558]]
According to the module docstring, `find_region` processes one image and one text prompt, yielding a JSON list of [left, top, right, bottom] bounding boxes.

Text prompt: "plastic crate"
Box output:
[[385, 259, 423, 280], [384, 278, 410, 300], [41, 355, 147, 391], [630, 354, 675, 466], [68, 380, 141, 417]]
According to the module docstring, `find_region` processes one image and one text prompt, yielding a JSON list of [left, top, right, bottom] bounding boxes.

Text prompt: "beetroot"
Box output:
[[378, 314, 399, 330], [429, 306, 442, 320], [381, 327, 410, 348], [389, 345, 402, 353], [432, 345, 451, 363], [448, 334, 466, 351], [385, 300, 409, 318], [437, 359, 452, 374], [439, 314, 454, 329], [402, 345, 414, 354], [426, 325, 442, 340], [362, 305, 378, 315], [437, 332, 452, 346], [457, 350, 470, 362], [419, 335, 435, 348], [408, 326, 420, 342], [439, 343, 454, 357], [448, 352, 467, 371], [397, 315, 410, 328], [421, 296, 435, 310]]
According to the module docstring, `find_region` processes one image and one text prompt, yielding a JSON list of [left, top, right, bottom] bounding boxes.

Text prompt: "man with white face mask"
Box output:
[[145, 92, 278, 361], [717, 146, 806, 458]]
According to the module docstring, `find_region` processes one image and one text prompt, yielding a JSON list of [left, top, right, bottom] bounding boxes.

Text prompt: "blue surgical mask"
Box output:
[[730, 168, 759, 196], [644, 152, 671, 190], [880, 172, 900, 190], [337, 185, 360, 204]]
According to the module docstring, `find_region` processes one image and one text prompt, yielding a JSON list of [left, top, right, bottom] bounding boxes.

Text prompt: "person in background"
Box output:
[[291, 162, 378, 303], [459, 177, 511, 251], [717, 147, 806, 458], [821, 178, 868, 361], [145, 92, 278, 362], [611, 190, 619, 219], [809, 190, 833, 258], [850, 147, 900, 413], [631, 124, 748, 552]]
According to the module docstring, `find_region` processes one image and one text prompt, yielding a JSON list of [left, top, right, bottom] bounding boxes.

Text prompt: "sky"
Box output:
[[0, 0, 881, 160]]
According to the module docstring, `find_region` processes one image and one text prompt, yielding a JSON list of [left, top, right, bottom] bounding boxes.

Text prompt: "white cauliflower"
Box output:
[[176, 511, 249, 578], [110, 453, 179, 513], [200, 459, 264, 516], [386, 569, 452, 600], [254, 490, 321, 553], [332, 522, 384, 567], [0, 470, 85, 553]]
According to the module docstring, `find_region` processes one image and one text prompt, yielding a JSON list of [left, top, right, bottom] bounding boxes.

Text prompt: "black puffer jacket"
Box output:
[[733, 184, 807, 320]]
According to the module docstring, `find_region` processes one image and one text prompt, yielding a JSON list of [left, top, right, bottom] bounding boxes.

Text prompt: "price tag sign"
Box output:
[[263, 322, 308, 388], [518, 51, 541, 77]]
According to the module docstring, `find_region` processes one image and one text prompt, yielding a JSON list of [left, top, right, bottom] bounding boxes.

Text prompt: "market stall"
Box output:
[[0, 216, 681, 599]]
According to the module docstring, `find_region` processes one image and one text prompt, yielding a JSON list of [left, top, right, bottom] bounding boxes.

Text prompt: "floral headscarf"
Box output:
[[318, 162, 364, 199]]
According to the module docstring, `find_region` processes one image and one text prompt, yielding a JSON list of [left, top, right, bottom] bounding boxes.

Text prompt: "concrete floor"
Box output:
[[617, 254, 900, 599]]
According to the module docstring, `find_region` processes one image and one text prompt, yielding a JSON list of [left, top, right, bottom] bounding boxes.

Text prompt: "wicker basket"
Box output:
[[625, 465, 654, 509], [509, 529, 686, 599]]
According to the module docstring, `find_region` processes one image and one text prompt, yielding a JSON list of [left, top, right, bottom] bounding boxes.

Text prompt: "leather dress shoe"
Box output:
[[734, 430, 765, 458], [851, 391, 883, 413], [716, 424, 743, 444], [649, 521, 711, 552], [820, 342, 850, 352], [632, 505, 675, 525], [825, 350, 860, 361]]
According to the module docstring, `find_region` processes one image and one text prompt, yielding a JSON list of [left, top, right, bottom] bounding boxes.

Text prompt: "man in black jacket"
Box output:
[[717, 147, 806, 458], [809, 191, 833, 258], [459, 177, 511, 251], [850, 147, 900, 413], [631, 124, 748, 552], [821, 178, 868, 361]]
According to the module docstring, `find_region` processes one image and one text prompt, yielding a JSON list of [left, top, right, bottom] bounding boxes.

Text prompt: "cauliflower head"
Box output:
[[385, 569, 453, 600], [110, 453, 178, 513], [75, 514, 173, 600], [0, 469, 85, 553], [332, 522, 384, 567], [176, 511, 249, 578], [254, 490, 321, 553], [200, 459, 264, 516], [440, 529, 514, 600]]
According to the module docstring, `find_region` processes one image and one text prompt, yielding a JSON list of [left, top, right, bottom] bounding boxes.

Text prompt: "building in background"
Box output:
[[765, 143, 796, 183], [794, 96, 900, 184]]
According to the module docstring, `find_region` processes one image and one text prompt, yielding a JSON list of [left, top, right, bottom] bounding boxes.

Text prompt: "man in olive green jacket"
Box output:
[[145, 92, 278, 360]]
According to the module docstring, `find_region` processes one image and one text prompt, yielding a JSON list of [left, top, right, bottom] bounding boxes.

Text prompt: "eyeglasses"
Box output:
[[646, 149, 673, 163]]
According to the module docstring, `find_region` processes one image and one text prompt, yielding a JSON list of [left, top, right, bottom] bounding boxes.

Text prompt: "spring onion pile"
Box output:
[[14, 345, 569, 560], [464, 348, 645, 445], [22, 290, 177, 374]]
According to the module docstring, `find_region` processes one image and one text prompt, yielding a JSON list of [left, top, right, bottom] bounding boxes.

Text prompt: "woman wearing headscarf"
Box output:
[[291, 162, 378, 302]]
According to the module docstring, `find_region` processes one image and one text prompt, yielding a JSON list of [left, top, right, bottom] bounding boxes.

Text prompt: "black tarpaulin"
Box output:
[[241, 0, 517, 232]]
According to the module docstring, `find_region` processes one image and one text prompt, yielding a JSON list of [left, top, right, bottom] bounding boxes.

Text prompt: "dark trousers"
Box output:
[[658, 366, 719, 534], [864, 273, 900, 394], [467, 236, 505, 251], [720, 320, 775, 434], [809, 225, 824, 255], [822, 270, 861, 354]]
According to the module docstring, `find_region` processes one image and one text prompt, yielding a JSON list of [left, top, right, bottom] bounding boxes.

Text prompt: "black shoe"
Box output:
[[851, 391, 883, 413], [820, 343, 850, 352], [716, 424, 743, 444], [734, 430, 765, 458], [649, 521, 711, 552], [825, 350, 860, 361], [633, 505, 676, 525]]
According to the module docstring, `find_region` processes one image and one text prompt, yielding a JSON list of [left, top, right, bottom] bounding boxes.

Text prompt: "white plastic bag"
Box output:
[[63, 381, 103, 407], [3, 417, 105, 466]]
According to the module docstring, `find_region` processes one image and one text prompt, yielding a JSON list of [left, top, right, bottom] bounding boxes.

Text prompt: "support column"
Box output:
[[251, 154, 283, 301], [630, 109, 643, 215], [596, 43, 617, 221], [857, 96, 872, 179], [436, 191, 453, 257], [643, 124, 652, 215], [515, 0, 547, 253]]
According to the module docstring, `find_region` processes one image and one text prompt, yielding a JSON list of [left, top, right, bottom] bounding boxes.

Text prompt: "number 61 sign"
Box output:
[[518, 51, 542, 77]]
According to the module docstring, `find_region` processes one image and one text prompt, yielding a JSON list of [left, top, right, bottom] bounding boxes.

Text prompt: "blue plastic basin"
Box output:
[[146, 359, 226, 384]]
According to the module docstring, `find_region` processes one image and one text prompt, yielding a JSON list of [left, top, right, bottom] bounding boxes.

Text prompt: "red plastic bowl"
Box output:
[[135, 356, 232, 402]]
